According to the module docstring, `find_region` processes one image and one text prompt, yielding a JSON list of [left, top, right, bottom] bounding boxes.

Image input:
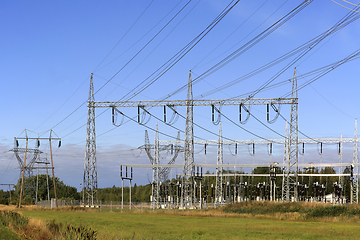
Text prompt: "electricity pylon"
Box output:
[[215, 122, 223, 207], [182, 70, 194, 208], [352, 118, 358, 203], [83, 73, 98, 207]]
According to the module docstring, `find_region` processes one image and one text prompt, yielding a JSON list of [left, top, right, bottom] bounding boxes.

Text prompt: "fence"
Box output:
[[36, 199, 152, 211]]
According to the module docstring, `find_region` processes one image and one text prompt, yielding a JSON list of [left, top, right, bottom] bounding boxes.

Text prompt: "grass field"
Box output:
[[19, 209, 360, 240], [0, 224, 21, 240]]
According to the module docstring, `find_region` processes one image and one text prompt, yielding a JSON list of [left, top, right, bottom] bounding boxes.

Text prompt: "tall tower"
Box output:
[[83, 73, 98, 206], [281, 121, 289, 201], [284, 68, 299, 201], [352, 119, 358, 203], [153, 123, 160, 209], [215, 122, 223, 207], [182, 70, 194, 208]]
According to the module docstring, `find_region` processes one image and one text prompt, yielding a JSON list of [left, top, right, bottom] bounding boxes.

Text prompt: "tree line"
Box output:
[[0, 167, 357, 205]]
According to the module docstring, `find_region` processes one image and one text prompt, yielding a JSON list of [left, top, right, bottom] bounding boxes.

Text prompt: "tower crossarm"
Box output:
[[159, 137, 356, 145], [91, 98, 294, 108]]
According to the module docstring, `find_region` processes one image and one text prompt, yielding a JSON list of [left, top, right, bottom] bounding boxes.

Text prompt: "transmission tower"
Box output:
[[352, 118, 358, 203], [182, 70, 194, 208], [284, 68, 299, 201], [10, 129, 60, 208], [281, 121, 289, 201], [139, 127, 182, 208], [11, 136, 42, 181], [153, 123, 160, 208], [83, 73, 98, 207], [215, 122, 223, 207]]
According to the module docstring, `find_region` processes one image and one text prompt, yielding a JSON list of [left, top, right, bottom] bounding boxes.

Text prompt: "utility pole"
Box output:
[[49, 130, 58, 208], [19, 137, 28, 208], [0, 184, 14, 203], [13, 130, 60, 208]]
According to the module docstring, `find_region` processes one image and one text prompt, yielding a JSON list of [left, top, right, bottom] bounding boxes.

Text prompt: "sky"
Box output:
[[1, 0, 360, 191]]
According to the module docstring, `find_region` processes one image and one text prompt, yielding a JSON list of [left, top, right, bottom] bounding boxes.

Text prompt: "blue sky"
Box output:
[[1, 0, 360, 191]]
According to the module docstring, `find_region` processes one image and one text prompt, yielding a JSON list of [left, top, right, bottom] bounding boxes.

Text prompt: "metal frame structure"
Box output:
[[88, 71, 297, 207], [11, 130, 60, 208], [84, 73, 98, 207], [215, 122, 223, 207], [136, 128, 182, 208]]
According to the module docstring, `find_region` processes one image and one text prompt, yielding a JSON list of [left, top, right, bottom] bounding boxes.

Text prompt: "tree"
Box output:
[[14, 174, 79, 204]]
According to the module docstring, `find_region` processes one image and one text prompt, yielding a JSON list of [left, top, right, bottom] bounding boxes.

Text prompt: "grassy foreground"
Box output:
[[18, 207, 360, 240], [0, 224, 21, 240]]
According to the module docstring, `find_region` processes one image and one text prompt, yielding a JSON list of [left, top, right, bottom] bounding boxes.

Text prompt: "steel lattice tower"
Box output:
[[182, 70, 194, 208], [215, 122, 223, 207], [285, 68, 299, 201], [153, 123, 160, 208], [281, 121, 289, 201], [352, 119, 358, 203], [83, 73, 98, 206]]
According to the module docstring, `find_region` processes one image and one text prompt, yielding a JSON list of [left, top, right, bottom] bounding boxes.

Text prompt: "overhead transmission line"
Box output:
[[161, 0, 313, 101], [39, 2, 157, 131], [249, 2, 360, 99], [51, 0, 194, 133], [59, 0, 242, 140], [90, 0, 311, 144], [92, 0, 155, 72], [193, 0, 272, 70], [195, 3, 360, 100], [228, 50, 360, 100], [194, 5, 360, 144], [95, 0, 201, 101], [117, 0, 242, 103], [281, 48, 360, 98]]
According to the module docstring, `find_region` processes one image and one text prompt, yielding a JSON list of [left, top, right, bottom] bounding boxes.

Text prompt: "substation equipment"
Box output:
[[84, 69, 359, 208]]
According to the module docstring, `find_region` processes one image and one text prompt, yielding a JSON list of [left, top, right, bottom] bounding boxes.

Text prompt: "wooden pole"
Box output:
[[9, 185, 11, 203], [49, 137, 58, 207], [121, 179, 124, 212], [19, 138, 28, 208]]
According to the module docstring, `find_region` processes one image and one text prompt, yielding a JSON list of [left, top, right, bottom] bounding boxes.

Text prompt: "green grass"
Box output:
[[19, 209, 360, 240], [0, 224, 21, 240]]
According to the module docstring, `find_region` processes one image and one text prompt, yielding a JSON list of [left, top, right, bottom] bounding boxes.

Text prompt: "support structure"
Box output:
[[83, 73, 98, 207], [352, 119, 358, 203], [284, 68, 299, 201], [153, 123, 160, 208], [215, 122, 223, 207], [0, 184, 14, 203], [339, 134, 343, 186], [11, 130, 60, 208], [138, 128, 182, 208], [90, 72, 296, 208], [182, 70, 194, 208], [282, 121, 289, 201]]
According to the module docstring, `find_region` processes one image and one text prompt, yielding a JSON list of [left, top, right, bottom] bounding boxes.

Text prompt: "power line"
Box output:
[[50, 1, 194, 133], [92, 0, 155, 72], [55, 0, 241, 140], [161, 0, 313, 101]]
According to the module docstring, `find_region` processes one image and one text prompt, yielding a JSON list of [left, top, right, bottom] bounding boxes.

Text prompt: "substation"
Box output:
[[82, 70, 359, 209], [4, 1, 360, 211]]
